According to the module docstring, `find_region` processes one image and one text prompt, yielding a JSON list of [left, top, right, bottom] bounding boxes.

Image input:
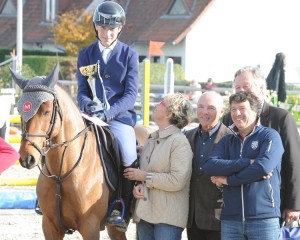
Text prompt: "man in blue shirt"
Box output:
[[204, 91, 284, 240]]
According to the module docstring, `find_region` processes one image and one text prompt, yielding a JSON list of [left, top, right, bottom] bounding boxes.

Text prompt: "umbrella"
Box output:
[[266, 52, 286, 103]]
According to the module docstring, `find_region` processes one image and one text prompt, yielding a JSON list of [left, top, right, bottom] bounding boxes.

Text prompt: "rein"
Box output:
[[21, 87, 91, 234]]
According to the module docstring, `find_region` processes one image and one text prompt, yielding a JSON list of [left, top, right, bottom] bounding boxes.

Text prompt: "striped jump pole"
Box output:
[[9, 115, 21, 144], [0, 178, 38, 186]]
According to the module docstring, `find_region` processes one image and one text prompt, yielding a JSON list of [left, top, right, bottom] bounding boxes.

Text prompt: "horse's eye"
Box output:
[[43, 110, 51, 116]]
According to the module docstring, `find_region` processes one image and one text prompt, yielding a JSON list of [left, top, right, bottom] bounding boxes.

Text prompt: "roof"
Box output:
[[0, 0, 90, 48], [0, 0, 213, 49], [119, 0, 213, 45]]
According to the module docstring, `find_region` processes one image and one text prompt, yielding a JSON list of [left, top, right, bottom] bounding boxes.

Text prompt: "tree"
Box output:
[[52, 9, 95, 56]]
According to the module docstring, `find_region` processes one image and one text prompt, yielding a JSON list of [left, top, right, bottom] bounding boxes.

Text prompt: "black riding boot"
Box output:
[[116, 160, 138, 232]]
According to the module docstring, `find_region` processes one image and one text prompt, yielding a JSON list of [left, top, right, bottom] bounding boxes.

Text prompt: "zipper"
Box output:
[[241, 185, 245, 221], [269, 182, 275, 207], [240, 137, 245, 221], [233, 126, 258, 222]]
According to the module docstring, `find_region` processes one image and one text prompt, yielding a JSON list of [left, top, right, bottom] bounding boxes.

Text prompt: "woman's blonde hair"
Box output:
[[164, 93, 193, 129]]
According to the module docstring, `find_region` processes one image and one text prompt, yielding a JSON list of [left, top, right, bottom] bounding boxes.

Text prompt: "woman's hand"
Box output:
[[133, 184, 145, 200], [123, 168, 147, 181]]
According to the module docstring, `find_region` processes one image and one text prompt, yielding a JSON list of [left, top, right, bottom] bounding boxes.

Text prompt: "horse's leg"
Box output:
[[42, 216, 65, 240], [106, 225, 127, 240], [78, 214, 101, 240]]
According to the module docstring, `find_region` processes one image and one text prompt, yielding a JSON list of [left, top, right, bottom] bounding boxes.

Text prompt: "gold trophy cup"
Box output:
[[79, 64, 102, 106]]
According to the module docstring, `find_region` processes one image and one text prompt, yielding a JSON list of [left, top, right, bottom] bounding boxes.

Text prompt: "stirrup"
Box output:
[[107, 198, 125, 224]]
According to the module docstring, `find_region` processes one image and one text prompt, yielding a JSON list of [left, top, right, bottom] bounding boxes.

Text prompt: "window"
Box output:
[[139, 55, 147, 63], [152, 56, 161, 63], [0, 0, 17, 16], [166, 56, 182, 65], [43, 0, 57, 22], [168, 0, 188, 16]]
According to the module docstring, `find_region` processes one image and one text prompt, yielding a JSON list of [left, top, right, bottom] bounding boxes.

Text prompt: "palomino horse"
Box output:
[[10, 65, 151, 240]]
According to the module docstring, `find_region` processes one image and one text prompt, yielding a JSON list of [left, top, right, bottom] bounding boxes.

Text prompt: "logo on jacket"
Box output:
[[251, 141, 258, 150]]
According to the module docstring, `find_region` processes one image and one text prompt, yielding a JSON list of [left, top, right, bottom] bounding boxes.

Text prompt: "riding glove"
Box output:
[[84, 101, 103, 116], [95, 112, 107, 122]]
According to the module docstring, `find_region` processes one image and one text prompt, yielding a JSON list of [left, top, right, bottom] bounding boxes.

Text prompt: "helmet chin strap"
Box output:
[[100, 38, 118, 48]]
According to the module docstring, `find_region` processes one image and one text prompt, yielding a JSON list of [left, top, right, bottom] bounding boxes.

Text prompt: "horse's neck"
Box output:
[[47, 100, 89, 174]]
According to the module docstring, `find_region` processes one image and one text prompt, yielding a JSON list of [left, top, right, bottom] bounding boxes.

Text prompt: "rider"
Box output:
[[77, 1, 139, 232]]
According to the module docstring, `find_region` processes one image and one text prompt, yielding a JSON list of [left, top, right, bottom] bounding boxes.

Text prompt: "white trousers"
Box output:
[[108, 120, 137, 167]]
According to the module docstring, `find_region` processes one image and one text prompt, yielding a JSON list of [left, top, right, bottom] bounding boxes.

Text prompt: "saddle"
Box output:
[[84, 118, 122, 192]]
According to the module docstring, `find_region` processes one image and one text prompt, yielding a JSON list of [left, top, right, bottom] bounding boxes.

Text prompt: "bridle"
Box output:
[[20, 86, 91, 234], [21, 87, 63, 158]]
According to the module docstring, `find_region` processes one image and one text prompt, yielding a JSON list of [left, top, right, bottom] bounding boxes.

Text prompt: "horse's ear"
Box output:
[[43, 64, 59, 89], [9, 67, 29, 90]]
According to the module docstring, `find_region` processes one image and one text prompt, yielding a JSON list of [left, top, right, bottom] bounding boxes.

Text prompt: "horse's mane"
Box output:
[[55, 83, 77, 105], [54, 84, 82, 120]]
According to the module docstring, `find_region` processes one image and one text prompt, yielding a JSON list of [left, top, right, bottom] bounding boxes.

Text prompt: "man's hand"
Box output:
[[262, 171, 273, 180], [282, 209, 300, 222], [211, 176, 228, 187], [250, 159, 273, 180]]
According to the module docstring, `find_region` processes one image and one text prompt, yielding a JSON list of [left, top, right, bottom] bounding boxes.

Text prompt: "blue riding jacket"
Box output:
[[77, 40, 139, 127], [203, 123, 284, 221]]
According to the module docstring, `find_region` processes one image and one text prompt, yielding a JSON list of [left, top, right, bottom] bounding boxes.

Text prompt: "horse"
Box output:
[[10, 65, 152, 240]]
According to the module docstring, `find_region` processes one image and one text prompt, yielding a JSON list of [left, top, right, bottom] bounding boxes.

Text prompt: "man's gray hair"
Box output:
[[233, 66, 267, 95]]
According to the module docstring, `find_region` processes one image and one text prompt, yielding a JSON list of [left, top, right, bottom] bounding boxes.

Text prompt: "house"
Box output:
[[1, 0, 299, 83], [0, 0, 92, 52], [0, 0, 214, 82]]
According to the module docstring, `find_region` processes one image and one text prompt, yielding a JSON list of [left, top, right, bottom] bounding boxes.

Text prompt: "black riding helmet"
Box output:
[[93, 1, 126, 42], [93, 1, 125, 26]]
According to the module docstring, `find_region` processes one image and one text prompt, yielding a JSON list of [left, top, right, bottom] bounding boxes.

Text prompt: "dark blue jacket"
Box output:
[[77, 40, 139, 126], [203, 124, 284, 221]]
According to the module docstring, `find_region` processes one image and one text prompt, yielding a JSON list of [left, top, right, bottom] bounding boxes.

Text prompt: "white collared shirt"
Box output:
[[98, 40, 118, 61]]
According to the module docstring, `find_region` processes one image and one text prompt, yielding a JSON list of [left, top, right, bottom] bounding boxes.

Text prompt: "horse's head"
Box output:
[[10, 64, 63, 169]]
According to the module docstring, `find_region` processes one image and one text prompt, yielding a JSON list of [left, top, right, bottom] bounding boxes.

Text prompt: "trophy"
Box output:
[[79, 64, 102, 106]]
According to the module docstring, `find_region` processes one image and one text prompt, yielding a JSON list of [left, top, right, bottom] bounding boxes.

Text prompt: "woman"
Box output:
[[124, 93, 193, 240]]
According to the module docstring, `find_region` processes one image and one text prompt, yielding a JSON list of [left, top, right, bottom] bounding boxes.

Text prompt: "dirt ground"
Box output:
[[0, 163, 187, 239]]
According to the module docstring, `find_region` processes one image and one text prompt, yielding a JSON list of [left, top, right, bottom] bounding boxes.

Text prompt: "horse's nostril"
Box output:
[[19, 158, 26, 168], [27, 155, 35, 167]]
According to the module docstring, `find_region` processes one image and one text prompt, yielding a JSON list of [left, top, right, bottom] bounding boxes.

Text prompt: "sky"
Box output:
[[191, 0, 300, 83]]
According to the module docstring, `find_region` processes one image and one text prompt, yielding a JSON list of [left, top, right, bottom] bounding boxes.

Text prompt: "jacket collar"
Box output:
[[259, 101, 271, 126], [229, 118, 262, 138], [150, 125, 181, 139]]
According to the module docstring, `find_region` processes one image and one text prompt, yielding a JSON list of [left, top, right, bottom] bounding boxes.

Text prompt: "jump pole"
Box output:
[[0, 178, 38, 186]]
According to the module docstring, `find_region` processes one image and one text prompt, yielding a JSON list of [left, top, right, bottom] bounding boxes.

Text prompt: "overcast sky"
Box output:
[[193, 0, 300, 83]]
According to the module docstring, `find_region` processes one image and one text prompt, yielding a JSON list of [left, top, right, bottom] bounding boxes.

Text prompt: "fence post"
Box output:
[[164, 58, 174, 95], [142, 59, 150, 126]]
